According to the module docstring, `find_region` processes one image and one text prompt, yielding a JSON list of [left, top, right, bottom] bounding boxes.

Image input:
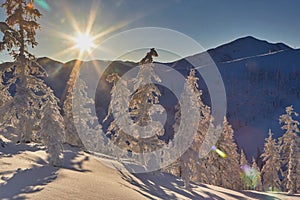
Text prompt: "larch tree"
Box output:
[[278, 106, 300, 192], [0, 0, 64, 166], [261, 129, 281, 191]]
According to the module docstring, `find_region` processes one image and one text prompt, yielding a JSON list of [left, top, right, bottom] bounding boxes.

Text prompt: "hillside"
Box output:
[[0, 135, 298, 200]]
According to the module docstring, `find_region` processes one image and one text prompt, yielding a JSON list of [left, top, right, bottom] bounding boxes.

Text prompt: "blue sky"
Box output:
[[0, 0, 300, 63]]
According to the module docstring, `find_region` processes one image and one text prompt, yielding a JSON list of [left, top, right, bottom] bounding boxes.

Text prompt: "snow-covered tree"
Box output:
[[72, 75, 105, 153], [286, 139, 298, 194], [261, 129, 281, 191], [105, 49, 164, 163], [63, 62, 84, 147], [0, 70, 12, 132], [0, 0, 64, 165], [251, 157, 262, 191], [202, 117, 241, 189], [172, 69, 202, 189], [218, 117, 241, 189], [129, 58, 164, 164], [37, 89, 64, 166], [278, 106, 300, 191], [240, 149, 251, 190], [104, 73, 132, 158]]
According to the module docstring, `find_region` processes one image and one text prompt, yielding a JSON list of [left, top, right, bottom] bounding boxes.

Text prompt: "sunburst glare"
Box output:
[[72, 32, 96, 54]]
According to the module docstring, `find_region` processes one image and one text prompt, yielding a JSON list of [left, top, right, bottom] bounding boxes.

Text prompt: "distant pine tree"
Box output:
[[278, 106, 300, 192], [251, 157, 262, 191], [261, 129, 281, 191], [240, 149, 251, 190]]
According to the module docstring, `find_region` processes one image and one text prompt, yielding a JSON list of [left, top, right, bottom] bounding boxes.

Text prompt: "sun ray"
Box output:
[[86, 1, 99, 36]]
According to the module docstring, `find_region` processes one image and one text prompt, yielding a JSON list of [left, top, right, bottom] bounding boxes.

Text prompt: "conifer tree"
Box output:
[[104, 73, 133, 158], [72, 76, 105, 153], [286, 139, 298, 194], [0, 0, 64, 165], [0, 70, 12, 131], [240, 149, 251, 189], [218, 117, 241, 189], [105, 49, 164, 163], [130, 52, 164, 164], [172, 69, 201, 189], [261, 129, 281, 191], [63, 62, 84, 147], [278, 106, 300, 192], [37, 89, 64, 166], [251, 157, 262, 191]]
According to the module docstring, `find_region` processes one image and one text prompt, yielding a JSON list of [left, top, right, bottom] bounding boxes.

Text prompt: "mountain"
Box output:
[[1, 36, 300, 160], [207, 36, 293, 62]]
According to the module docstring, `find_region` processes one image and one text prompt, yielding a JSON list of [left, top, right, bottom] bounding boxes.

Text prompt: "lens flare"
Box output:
[[211, 145, 227, 158], [35, 0, 50, 11], [241, 164, 261, 189]]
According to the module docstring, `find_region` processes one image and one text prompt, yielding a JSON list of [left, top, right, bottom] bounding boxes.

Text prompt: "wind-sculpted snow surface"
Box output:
[[1, 139, 299, 200]]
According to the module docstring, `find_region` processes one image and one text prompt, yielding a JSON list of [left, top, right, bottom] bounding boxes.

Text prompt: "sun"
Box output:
[[73, 32, 96, 53]]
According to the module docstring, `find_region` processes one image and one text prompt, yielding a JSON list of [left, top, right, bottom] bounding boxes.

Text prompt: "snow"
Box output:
[[1, 136, 299, 199]]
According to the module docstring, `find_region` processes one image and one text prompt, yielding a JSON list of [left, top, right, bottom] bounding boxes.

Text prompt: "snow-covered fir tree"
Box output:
[[278, 106, 300, 192], [261, 129, 281, 191], [0, 70, 12, 132], [240, 149, 251, 190], [202, 117, 241, 190], [286, 139, 298, 194], [37, 89, 64, 166], [169, 69, 215, 189], [251, 157, 262, 191], [0, 0, 64, 166], [105, 49, 164, 163], [72, 76, 105, 153], [172, 69, 202, 189], [129, 53, 164, 164], [214, 117, 241, 190], [104, 73, 132, 158], [63, 61, 84, 147]]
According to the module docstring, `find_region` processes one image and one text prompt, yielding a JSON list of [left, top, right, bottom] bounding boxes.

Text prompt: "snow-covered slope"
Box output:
[[1, 137, 299, 200], [207, 36, 293, 62]]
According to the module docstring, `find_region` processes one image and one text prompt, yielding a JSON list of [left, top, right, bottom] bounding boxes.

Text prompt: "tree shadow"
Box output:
[[0, 165, 58, 199], [116, 168, 227, 200], [0, 144, 91, 199], [60, 145, 91, 173], [241, 190, 300, 200], [0, 142, 41, 158]]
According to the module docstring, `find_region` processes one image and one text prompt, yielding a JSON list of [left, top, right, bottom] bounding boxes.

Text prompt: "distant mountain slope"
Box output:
[[207, 36, 293, 62]]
